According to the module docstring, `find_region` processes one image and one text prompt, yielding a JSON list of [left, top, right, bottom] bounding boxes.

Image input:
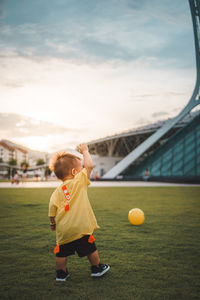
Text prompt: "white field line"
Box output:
[[0, 181, 199, 188]]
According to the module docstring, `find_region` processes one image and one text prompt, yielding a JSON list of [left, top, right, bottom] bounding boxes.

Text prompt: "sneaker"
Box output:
[[56, 269, 70, 281], [91, 264, 110, 277]]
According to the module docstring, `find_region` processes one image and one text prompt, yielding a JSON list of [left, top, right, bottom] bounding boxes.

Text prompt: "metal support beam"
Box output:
[[107, 139, 118, 156], [122, 137, 131, 153], [103, 0, 200, 179]]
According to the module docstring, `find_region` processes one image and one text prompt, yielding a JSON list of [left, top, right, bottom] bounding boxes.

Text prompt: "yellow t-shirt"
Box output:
[[48, 168, 100, 245]]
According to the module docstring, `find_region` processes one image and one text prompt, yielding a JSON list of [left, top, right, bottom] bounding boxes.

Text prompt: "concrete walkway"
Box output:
[[0, 181, 199, 188]]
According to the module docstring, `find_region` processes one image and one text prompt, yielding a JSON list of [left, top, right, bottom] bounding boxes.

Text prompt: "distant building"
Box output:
[[14, 147, 28, 165], [0, 141, 15, 163], [0, 141, 28, 166], [90, 155, 123, 179], [0, 140, 46, 167], [27, 151, 47, 167]]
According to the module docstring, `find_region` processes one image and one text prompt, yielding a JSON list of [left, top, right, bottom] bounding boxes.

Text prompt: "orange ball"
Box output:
[[128, 208, 145, 225]]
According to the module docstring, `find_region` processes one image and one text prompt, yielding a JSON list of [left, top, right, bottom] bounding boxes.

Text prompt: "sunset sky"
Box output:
[[0, 0, 198, 152]]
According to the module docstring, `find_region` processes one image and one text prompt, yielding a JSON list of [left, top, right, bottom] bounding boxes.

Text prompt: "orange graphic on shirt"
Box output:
[[62, 185, 71, 212], [54, 245, 60, 254], [88, 235, 95, 244], [65, 204, 69, 211]]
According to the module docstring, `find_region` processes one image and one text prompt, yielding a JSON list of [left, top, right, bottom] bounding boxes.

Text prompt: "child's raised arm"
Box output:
[[78, 144, 93, 178]]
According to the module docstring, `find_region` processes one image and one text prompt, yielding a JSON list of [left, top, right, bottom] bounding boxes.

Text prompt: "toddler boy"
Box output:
[[48, 144, 110, 281]]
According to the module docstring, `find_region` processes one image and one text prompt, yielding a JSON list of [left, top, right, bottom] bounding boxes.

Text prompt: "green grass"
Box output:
[[0, 187, 200, 300]]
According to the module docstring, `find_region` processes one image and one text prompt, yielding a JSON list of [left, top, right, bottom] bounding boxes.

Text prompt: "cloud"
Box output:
[[129, 90, 191, 103], [1, 80, 25, 88], [135, 117, 152, 126], [0, 0, 5, 18], [0, 112, 90, 151], [151, 111, 169, 118], [130, 93, 159, 102], [0, 0, 194, 69], [127, 0, 190, 26], [0, 112, 85, 138]]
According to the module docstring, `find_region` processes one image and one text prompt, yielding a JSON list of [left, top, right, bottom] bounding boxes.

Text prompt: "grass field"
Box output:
[[0, 187, 200, 300]]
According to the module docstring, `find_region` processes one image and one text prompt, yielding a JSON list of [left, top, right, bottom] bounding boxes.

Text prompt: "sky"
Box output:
[[0, 0, 198, 152]]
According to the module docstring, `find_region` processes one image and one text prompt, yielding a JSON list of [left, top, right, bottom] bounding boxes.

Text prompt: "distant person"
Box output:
[[22, 164, 27, 182], [41, 169, 45, 181], [48, 144, 110, 281], [143, 168, 150, 181], [94, 171, 99, 181], [11, 172, 19, 184], [45, 167, 49, 181]]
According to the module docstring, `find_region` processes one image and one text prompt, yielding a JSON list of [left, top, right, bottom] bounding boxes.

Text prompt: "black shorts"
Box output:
[[56, 235, 97, 258]]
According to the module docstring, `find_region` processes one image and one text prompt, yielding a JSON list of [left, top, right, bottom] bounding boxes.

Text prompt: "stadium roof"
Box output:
[[88, 110, 200, 145]]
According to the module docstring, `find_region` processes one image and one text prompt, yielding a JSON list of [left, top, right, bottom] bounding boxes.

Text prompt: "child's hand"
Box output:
[[50, 224, 56, 231], [50, 217, 56, 231], [78, 144, 89, 154]]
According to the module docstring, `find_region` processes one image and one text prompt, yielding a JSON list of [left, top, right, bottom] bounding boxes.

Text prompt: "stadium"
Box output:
[[88, 110, 200, 183]]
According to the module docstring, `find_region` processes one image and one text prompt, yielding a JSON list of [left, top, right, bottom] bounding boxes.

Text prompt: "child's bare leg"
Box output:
[[56, 257, 67, 272], [87, 250, 100, 266]]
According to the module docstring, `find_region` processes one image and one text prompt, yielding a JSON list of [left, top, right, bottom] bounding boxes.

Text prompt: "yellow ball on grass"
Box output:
[[128, 208, 145, 226]]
